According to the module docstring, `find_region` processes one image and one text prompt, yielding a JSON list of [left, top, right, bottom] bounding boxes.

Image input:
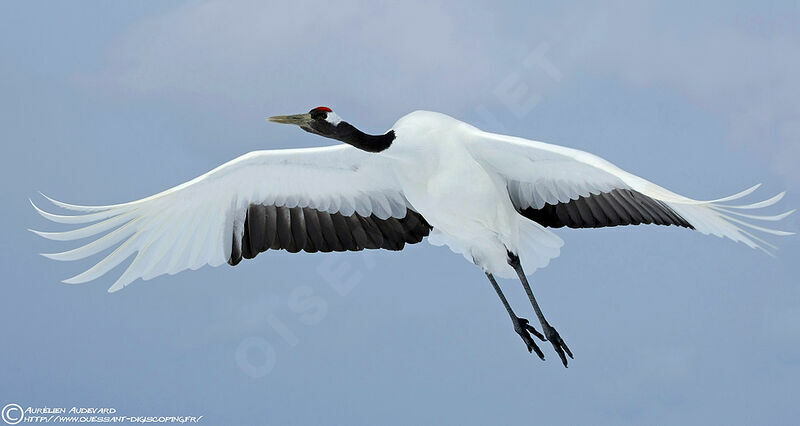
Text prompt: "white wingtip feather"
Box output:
[[721, 191, 785, 210], [39, 192, 119, 212], [708, 184, 761, 203], [30, 197, 126, 224], [41, 252, 66, 261], [29, 229, 62, 240], [26, 212, 134, 242], [713, 208, 796, 222]]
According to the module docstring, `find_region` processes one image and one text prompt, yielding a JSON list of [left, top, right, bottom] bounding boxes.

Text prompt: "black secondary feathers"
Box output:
[[228, 205, 431, 265], [520, 188, 693, 229]]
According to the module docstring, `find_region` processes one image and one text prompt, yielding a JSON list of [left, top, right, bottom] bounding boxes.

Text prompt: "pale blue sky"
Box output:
[[2, 1, 799, 424]]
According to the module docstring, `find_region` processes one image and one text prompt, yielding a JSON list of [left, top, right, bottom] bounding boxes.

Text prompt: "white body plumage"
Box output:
[[388, 111, 561, 278]]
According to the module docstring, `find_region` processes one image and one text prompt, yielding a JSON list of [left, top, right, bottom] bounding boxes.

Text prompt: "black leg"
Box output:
[[507, 252, 574, 367], [485, 272, 546, 360]]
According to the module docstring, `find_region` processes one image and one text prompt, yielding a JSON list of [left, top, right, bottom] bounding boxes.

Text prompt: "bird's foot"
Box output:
[[542, 322, 573, 367], [512, 316, 546, 360]]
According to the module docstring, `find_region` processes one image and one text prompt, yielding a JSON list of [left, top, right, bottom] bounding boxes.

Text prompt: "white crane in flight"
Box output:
[[31, 107, 794, 366]]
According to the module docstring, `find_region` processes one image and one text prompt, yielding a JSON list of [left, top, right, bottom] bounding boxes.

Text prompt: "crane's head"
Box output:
[[268, 106, 394, 153], [268, 106, 342, 136]]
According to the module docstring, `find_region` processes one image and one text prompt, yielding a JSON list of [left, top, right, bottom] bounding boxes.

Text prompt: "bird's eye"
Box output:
[[309, 106, 333, 120]]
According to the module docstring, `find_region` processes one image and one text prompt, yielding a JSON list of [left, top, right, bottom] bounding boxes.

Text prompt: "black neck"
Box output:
[[333, 122, 394, 153]]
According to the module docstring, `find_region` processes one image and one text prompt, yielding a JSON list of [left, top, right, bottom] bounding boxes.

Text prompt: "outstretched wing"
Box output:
[[31, 145, 431, 292], [465, 129, 794, 251]]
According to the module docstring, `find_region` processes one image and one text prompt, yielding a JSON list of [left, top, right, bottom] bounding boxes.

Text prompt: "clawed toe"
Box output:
[[542, 323, 573, 367], [513, 317, 545, 360], [524, 321, 545, 342]]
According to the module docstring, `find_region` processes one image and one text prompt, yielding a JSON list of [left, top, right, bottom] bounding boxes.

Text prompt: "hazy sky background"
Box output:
[[2, 1, 799, 424]]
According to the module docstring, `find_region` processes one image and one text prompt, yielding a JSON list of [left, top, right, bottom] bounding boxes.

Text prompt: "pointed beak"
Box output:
[[267, 113, 313, 126]]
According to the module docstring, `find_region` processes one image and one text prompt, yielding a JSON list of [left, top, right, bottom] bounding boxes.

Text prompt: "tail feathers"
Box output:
[[427, 218, 564, 279], [516, 218, 564, 275], [667, 185, 794, 255]]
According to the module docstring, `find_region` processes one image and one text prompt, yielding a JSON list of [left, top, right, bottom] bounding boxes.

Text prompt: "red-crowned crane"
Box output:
[[31, 107, 794, 366]]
